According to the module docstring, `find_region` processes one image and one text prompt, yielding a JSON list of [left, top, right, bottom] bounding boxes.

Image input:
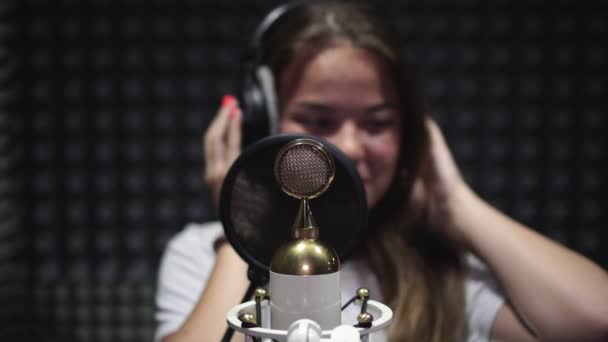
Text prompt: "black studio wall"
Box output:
[[3, 0, 606, 341]]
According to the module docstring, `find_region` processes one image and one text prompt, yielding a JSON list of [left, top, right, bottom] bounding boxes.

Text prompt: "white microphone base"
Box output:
[[226, 299, 393, 342], [270, 271, 341, 330]]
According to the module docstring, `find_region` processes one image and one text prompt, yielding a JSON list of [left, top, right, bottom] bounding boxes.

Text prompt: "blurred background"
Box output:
[[1, 0, 606, 341]]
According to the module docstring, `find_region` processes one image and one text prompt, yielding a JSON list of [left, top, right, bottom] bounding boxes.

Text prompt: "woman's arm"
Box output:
[[163, 243, 249, 342], [455, 184, 608, 341], [456, 185, 608, 341], [423, 119, 608, 341], [490, 305, 537, 342]]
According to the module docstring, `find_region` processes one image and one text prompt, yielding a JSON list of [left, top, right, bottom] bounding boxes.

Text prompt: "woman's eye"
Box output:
[[296, 116, 331, 129], [364, 119, 395, 132]]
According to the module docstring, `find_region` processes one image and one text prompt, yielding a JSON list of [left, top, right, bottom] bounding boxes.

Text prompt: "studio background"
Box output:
[[1, 0, 606, 341]]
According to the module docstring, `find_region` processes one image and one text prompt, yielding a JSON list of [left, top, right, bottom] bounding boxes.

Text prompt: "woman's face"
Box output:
[[278, 45, 402, 209]]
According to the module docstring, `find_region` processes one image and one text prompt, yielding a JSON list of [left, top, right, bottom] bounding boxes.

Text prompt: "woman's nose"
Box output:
[[331, 122, 365, 162]]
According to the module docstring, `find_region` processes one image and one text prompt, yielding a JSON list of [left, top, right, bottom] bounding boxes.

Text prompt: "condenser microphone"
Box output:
[[269, 138, 341, 330]]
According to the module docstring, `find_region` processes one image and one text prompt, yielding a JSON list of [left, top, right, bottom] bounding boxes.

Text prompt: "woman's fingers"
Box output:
[[226, 107, 242, 165], [427, 119, 457, 176], [205, 96, 237, 160], [203, 95, 242, 206], [204, 108, 228, 182], [423, 118, 462, 186]]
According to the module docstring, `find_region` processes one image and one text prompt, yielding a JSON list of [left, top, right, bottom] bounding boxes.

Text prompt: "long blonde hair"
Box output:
[[262, 1, 467, 340]]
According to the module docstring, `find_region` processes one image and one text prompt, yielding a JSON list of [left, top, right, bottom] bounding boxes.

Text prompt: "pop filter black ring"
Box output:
[[219, 133, 368, 275]]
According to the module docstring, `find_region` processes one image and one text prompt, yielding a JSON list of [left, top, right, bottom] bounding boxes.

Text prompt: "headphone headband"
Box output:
[[250, 3, 294, 54], [241, 1, 309, 148], [249, 1, 310, 67]]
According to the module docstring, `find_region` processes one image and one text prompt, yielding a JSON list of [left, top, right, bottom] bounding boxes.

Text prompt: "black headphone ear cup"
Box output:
[[241, 66, 270, 147]]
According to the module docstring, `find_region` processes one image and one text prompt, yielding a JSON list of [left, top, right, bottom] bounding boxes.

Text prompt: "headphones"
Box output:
[[240, 2, 303, 147]]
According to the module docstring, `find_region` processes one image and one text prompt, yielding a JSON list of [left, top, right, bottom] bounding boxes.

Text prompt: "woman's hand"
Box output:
[[416, 118, 475, 246], [203, 95, 242, 207]]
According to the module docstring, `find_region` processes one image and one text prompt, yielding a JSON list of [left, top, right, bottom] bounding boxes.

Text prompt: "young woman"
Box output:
[[155, 2, 608, 341]]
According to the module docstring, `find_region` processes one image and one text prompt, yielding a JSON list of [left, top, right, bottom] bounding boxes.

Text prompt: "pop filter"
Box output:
[[219, 134, 367, 279]]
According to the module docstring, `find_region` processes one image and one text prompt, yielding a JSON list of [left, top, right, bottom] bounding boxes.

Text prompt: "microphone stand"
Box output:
[[221, 265, 269, 342]]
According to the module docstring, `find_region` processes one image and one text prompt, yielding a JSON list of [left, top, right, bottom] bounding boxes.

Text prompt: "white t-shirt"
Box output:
[[154, 222, 504, 342]]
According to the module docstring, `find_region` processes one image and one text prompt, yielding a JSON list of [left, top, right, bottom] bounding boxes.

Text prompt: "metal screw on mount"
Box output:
[[237, 312, 262, 342], [357, 287, 370, 314], [238, 312, 258, 328], [355, 287, 373, 328], [254, 287, 268, 328]]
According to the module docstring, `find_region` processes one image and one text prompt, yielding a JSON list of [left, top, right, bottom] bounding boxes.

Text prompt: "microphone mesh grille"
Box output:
[[277, 143, 332, 198]]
